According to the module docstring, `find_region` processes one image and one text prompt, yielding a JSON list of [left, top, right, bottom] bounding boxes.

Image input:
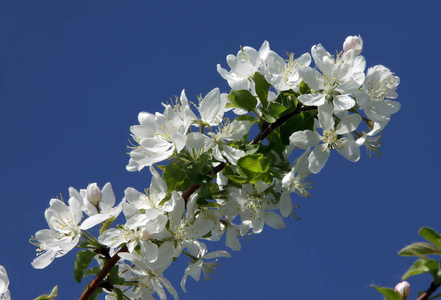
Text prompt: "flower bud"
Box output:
[[86, 183, 102, 206], [343, 35, 363, 56], [394, 281, 410, 300], [140, 228, 151, 240]]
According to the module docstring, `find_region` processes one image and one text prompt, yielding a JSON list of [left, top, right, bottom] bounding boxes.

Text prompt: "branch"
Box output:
[[78, 245, 128, 300], [416, 281, 441, 300], [79, 104, 316, 299]]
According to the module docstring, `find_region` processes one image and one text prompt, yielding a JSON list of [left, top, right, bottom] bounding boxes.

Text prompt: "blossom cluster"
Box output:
[[29, 35, 400, 299]]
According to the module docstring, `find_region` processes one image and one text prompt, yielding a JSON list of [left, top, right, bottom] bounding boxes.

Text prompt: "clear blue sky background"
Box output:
[[1, 1, 440, 299]]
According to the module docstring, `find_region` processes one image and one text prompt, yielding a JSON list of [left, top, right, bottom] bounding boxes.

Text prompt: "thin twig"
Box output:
[[78, 245, 128, 300], [416, 281, 441, 300]]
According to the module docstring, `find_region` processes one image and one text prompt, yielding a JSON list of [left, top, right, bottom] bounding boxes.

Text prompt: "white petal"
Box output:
[[318, 102, 335, 130], [226, 227, 241, 251], [100, 182, 115, 213], [221, 146, 245, 165], [336, 114, 362, 134], [264, 211, 286, 229], [172, 132, 187, 153], [199, 88, 225, 125], [80, 213, 110, 230], [186, 132, 209, 150], [338, 137, 360, 162], [298, 93, 326, 106], [289, 130, 321, 149], [309, 146, 330, 174], [279, 191, 292, 218], [141, 240, 159, 263], [31, 249, 57, 269], [140, 138, 172, 152], [204, 250, 231, 259], [333, 94, 355, 110]]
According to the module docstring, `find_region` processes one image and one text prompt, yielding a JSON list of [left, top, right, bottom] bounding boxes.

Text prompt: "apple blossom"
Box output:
[[343, 35, 363, 57], [0, 266, 10, 300], [217, 41, 270, 90], [394, 281, 411, 300]]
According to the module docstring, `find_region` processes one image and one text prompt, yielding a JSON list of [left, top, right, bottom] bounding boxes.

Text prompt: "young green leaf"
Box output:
[[235, 115, 258, 124], [402, 258, 439, 280], [236, 154, 270, 183], [419, 227, 441, 248], [163, 160, 192, 192], [84, 267, 101, 277], [33, 285, 58, 300], [74, 250, 96, 284], [275, 90, 298, 113], [299, 81, 311, 94], [371, 286, 403, 300], [228, 90, 258, 112], [399, 242, 441, 257], [253, 72, 270, 108], [222, 164, 248, 185], [108, 265, 125, 285], [48, 286, 58, 299], [280, 111, 315, 145], [100, 216, 115, 236]]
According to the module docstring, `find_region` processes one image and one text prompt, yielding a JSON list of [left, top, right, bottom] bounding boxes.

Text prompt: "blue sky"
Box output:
[[1, 0, 441, 299]]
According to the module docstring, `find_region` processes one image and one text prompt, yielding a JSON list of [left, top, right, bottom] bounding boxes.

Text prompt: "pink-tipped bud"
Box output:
[[343, 35, 363, 56], [140, 228, 151, 240], [394, 281, 411, 300], [86, 183, 102, 206]]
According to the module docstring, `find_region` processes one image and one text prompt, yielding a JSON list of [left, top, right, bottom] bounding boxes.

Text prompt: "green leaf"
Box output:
[[253, 72, 270, 108], [228, 90, 257, 112], [236, 154, 270, 183], [235, 115, 258, 124], [113, 288, 124, 300], [275, 90, 298, 113], [280, 111, 315, 145], [371, 286, 403, 300], [74, 250, 96, 284], [84, 267, 100, 277], [33, 286, 58, 300], [261, 110, 276, 123], [223, 164, 247, 185], [201, 201, 222, 208], [195, 183, 213, 206], [420, 227, 441, 248], [299, 81, 311, 94], [267, 128, 286, 159], [163, 160, 192, 192], [47, 286, 58, 298], [399, 242, 441, 257], [428, 293, 441, 299], [108, 265, 125, 285], [100, 216, 115, 235], [402, 258, 439, 280], [268, 102, 288, 119]]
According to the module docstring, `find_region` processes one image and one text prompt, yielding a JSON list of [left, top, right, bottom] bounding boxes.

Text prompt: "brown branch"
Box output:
[[78, 245, 128, 300], [416, 281, 441, 300], [78, 104, 316, 299]]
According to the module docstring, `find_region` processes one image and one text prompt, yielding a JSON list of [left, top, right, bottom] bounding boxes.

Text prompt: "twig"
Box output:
[[78, 245, 128, 300], [416, 281, 441, 300]]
